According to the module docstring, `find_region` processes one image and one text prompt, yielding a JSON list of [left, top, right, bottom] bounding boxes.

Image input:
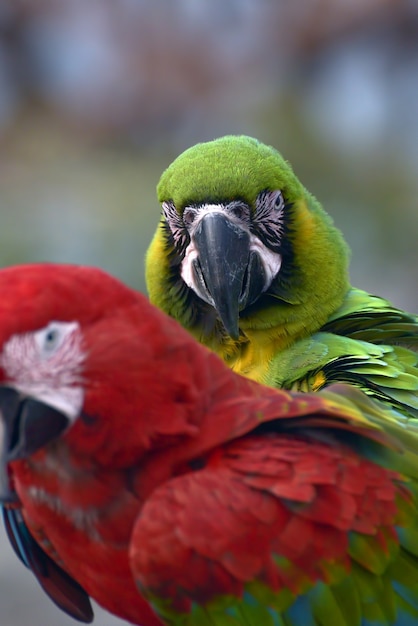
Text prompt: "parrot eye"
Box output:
[[252, 189, 287, 252], [0, 319, 85, 422], [273, 190, 285, 211], [231, 206, 244, 219], [183, 207, 198, 227], [227, 201, 250, 221], [35, 321, 80, 359], [45, 328, 59, 348]]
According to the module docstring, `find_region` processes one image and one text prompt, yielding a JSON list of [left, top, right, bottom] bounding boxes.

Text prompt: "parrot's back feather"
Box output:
[[132, 393, 418, 626], [130, 383, 418, 626]]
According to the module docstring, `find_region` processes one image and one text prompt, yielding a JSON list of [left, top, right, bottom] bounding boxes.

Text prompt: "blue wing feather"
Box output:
[[2, 506, 94, 623]]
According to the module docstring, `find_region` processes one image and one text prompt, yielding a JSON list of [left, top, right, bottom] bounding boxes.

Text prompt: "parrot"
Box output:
[[146, 135, 418, 422], [0, 263, 418, 626]]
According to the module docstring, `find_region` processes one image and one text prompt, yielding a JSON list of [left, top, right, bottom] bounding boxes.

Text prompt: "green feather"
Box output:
[[310, 583, 358, 626], [156, 136, 305, 212], [325, 577, 362, 626]]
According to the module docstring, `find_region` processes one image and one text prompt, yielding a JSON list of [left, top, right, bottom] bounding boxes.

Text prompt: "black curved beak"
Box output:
[[0, 386, 70, 503], [191, 212, 266, 338]]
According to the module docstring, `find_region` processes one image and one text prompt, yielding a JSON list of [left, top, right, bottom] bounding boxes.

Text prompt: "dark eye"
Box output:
[[274, 191, 285, 211], [44, 328, 59, 349], [230, 205, 244, 219], [183, 208, 198, 226], [228, 202, 249, 221], [34, 321, 80, 359]]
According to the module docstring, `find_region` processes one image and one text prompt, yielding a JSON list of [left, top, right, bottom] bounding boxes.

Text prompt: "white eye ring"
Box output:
[[274, 190, 285, 211], [35, 321, 80, 358]]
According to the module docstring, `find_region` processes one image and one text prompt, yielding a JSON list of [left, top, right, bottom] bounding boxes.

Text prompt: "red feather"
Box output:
[[0, 264, 412, 625]]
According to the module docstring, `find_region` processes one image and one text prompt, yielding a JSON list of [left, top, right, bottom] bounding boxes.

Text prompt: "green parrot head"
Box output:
[[147, 135, 350, 345]]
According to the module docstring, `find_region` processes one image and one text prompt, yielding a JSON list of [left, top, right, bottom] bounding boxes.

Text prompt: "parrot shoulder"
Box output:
[[268, 317, 418, 420], [323, 288, 418, 350]]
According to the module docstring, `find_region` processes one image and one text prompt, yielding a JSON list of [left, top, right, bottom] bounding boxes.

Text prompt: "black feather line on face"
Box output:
[[161, 208, 223, 334], [161, 218, 190, 302], [161, 199, 193, 302], [249, 190, 298, 301], [161, 200, 190, 259], [251, 190, 288, 252], [269, 201, 296, 284], [251, 191, 283, 251]]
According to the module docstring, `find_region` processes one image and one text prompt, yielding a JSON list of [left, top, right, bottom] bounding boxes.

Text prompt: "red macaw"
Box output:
[[0, 263, 417, 626]]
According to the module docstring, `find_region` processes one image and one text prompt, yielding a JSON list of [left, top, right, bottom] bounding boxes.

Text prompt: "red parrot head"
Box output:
[[0, 263, 212, 504]]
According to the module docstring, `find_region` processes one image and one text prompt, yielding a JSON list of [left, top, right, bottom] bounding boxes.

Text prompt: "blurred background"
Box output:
[[0, 1, 417, 625]]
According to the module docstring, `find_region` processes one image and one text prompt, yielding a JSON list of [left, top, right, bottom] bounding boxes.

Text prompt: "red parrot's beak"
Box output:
[[0, 386, 70, 503]]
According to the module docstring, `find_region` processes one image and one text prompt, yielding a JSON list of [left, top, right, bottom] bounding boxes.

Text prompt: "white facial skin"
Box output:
[[163, 189, 285, 302], [180, 206, 282, 297], [0, 321, 85, 422]]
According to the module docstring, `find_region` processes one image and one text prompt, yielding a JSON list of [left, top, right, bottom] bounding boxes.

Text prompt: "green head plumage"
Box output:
[[157, 135, 304, 210], [148, 135, 351, 369]]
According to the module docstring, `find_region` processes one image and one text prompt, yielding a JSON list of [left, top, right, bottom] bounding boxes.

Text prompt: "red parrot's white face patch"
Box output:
[[0, 321, 85, 422]]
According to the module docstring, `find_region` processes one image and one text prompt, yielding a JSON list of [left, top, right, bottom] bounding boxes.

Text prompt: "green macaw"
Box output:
[[146, 135, 418, 419]]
